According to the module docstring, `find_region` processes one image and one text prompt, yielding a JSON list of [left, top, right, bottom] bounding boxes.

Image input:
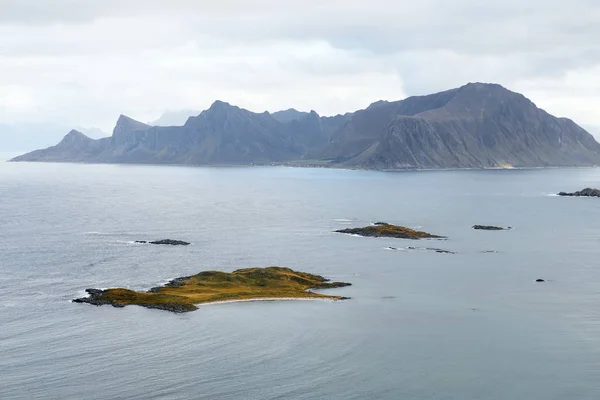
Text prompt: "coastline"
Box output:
[[6, 158, 599, 173], [195, 296, 341, 307]]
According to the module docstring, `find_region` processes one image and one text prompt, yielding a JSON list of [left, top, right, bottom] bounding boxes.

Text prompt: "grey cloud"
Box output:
[[0, 0, 599, 136]]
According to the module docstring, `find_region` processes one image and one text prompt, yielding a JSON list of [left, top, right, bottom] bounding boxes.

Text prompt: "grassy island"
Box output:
[[73, 267, 351, 313], [336, 222, 445, 240]]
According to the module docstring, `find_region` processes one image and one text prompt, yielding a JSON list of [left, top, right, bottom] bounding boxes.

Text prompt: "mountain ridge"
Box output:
[[11, 82, 600, 169]]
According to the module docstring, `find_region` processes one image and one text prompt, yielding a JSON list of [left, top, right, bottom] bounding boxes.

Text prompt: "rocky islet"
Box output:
[[336, 222, 445, 240], [558, 188, 600, 197], [73, 267, 352, 313]]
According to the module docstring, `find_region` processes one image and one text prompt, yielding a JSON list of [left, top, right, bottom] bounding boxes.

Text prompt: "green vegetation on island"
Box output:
[[73, 267, 351, 313], [336, 222, 445, 240]]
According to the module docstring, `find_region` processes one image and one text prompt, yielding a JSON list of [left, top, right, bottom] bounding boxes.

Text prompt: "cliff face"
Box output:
[[12, 83, 600, 169], [341, 83, 600, 169]]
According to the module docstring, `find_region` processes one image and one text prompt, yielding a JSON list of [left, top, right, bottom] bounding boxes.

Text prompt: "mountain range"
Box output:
[[11, 83, 600, 169]]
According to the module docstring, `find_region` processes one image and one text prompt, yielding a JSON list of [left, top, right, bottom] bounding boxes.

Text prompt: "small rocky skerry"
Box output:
[[135, 239, 190, 246], [558, 188, 600, 197], [387, 246, 455, 254], [336, 222, 445, 240], [472, 225, 512, 231], [73, 267, 351, 313]]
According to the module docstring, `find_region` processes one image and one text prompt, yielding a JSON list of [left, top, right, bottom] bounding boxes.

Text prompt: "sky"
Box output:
[[1, 0, 599, 137]]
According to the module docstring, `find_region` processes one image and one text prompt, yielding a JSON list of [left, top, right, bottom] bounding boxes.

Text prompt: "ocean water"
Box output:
[[1, 162, 600, 400]]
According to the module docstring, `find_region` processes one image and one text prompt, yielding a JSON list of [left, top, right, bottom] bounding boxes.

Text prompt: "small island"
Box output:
[[135, 239, 190, 246], [558, 188, 600, 197], [73, 267, 351, 313], [336, 222, 445, 240], [472, 225, 511, 231]]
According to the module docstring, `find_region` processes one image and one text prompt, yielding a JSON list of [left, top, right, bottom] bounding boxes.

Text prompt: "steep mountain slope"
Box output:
[[11, 83, 600, 169], [316, 88, 460, 161], [10, 130, 109, 162], [345, 83, 600, 168]]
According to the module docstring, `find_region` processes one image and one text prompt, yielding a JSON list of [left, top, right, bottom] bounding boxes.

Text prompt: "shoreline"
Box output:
[[196, 296, 340, 306], [6, 159, 600, 173]]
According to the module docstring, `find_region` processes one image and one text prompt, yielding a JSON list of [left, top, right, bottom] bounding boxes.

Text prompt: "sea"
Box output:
[[1, 159, 600, 399]]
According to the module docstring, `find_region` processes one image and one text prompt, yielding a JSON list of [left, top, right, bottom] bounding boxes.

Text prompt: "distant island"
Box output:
[[558, 188, 600, 197], [135, 239, 190, 246], [73, 267, 351, 313], [472, 225, 511, 231], [10, 82, 600, 170], [336, 222, 445, 239]]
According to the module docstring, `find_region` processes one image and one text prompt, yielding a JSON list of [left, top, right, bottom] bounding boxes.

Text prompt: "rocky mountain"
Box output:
[[150, 109, 202, 127], [10, 130, 109, 162], [11, 83, 600, 169], [271, 109, 310, 123], [333, 83, 600, 169]]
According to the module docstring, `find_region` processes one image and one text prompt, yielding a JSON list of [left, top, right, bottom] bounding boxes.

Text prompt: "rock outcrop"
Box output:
[[558, 188, 600, 197], [135, 239, 190, 246], [472, 225, 511, 230], [336, 222, 445, 240]]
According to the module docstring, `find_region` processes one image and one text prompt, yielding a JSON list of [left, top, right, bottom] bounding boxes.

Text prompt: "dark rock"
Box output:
[[310, 281, 353, 289], [73, 287, 195, 313], [146, 239, 190, 246], [429, 248, 456, 254], [472, 225, 511, 230], [148, 276, 190, 293], [406, 246, 456, 254], [336, 223, 445, 240], [135, 240, 148, 244], [72, 289, 120, 307], [138, 303, 196, 313], [535, 278, 546, 282], [558, 188, 600, 197]]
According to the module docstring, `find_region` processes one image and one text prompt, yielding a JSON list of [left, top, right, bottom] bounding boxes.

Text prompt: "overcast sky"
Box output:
[[1, 0, 599, 134]]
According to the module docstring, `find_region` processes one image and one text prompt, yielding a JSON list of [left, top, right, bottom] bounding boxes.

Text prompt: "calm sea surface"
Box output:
[[1, 162, 600, 399]]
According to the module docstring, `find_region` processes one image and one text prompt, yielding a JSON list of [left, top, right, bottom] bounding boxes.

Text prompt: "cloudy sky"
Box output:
[[1, 0, 599, 136]]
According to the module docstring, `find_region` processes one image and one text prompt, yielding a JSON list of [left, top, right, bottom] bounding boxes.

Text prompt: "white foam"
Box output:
[[333, 218, 354, 222]]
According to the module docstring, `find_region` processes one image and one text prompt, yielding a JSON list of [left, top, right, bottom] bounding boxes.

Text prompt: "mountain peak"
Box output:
[[272, 108, 310, 123], [459, 82, 508, 93], [114, 115, 150, 135], [65, 129, 87, 138], [209, 100, 235, 110], [367, 100, 390, 109], [58, 129, 93, 145]]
